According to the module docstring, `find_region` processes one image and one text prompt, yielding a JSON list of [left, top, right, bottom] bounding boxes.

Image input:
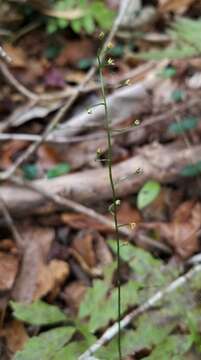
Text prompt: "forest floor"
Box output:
[[0, 1, 201, 359]]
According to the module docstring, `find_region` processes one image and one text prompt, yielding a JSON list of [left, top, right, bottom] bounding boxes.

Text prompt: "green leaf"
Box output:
[[47, 19, 59, 34], [79, 280, 108, 319], [171, 89, 185, 102], [108, 45, 124, 58], [181, 161, 201, 177], [14, 327, 75, 360], [137, 180, 161, 209], [168, 116, 198, 134], [57, 18, 68, 29], [145, 334, 192, 359], [77, 58, 95, 70], [137, 18, 201, 61], [10, 300, 66, 326], [82, 14, 95, 34], [97, 316, 173, 359], [90, 1, 115, 30], [71, 18, 82, 33], [138, 45, 197, 61], [47, 163, 71, 179], [159, 66, 177, 78], [44, 44, 62, 60], [22, 164, 37, 180], [186, 311, 201, 352], [108, 240, 171, 294]]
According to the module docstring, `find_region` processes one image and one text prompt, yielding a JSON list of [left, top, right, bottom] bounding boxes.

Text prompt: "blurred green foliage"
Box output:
[[11, 240, 201, 359], [46, 0, 115, 34]]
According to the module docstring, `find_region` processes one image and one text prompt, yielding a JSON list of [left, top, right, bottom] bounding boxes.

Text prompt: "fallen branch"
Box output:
[[1, 95, 201, 145], [0, 196, 24, 249], [0, 142, 200, 215], [8, 175, 171, 254], [0, 62, 38, 101], [79, 263, 201, 359]]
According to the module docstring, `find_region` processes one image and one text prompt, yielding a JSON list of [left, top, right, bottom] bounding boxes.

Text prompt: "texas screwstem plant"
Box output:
[[97, 48, 122, 359]]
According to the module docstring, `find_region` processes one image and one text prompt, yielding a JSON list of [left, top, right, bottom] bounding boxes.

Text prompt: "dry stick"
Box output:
[[0, 47, 12, 64], [0, 196, 24, 249], [9, 175, 171, 254], [0, 0, 130, 181], [0, 60, 154, 104], [79, 263, 201, 359], [0, 96, 200, 144], [0, 62, 38, 101]]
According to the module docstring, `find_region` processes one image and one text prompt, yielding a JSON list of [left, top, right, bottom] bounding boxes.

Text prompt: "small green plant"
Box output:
[[137, 180, 161, 210], [181, 161, 201, 177], [11, 241, 201, 359], [47, 162, 71, 178], [168, 116, 198, 135], [46, 0, 115, 34], [138, 17, 201, 60]]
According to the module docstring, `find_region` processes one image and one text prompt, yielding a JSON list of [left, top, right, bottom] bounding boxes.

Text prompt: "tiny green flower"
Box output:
[[99, 31, 105, 40], [124, 79, 130, 86], [133, 119, 140, 126], [87, 108, 92, 114], [107, 57, 115, 66], [107, 42, 114, 49]]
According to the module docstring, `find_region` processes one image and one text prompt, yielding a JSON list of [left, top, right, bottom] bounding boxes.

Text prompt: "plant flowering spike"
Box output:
[[133, 119, 140, 126], [99, 31, 105, 40], [124, 79, 130, 86], [107, 57, 115, 66], [107, 42, 114, 49], [87, 107, 93, 114], [129, 222, 136, 230], [136, 167, 143, 175]]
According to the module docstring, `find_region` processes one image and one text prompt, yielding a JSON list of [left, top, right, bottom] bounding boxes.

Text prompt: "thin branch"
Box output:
[[9, 175, 170, 254], [0, 62, 38, 100], [0, 47, 12, 64], [0, 196, 24, 249], [0, 96, 200, 144], [79, 263, 201, 359]]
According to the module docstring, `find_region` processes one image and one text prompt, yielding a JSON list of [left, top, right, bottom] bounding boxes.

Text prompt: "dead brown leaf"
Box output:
[[117, 201, 142, 226], [38, 144, 62, 170], [0, 252, 19, 292], [72, 230, 96, 268], [63, 281, 86, 314], [145, 201, 201, 258], [3, 44, 27, 68], [0, 140, 28, 170], [12, 224, 55, 303], [56, 39, 94, 67], [0, 320, 28, 354], [93, 232, 113, 267], [34, 259, 70, 300], [0, 239, 17, 254], [70, 230, 112, 276], [159, 0, 196, 13], [61, 213, 111, 232]]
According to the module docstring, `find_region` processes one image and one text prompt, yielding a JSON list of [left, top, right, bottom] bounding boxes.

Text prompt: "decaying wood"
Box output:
[[0, 142, 200, 216]]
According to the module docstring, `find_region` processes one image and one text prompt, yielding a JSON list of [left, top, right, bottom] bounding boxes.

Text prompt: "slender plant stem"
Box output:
[[97, 54, 122, 360]]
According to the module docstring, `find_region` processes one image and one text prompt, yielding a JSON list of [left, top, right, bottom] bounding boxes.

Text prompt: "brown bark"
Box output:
[[1, 142, 200, 216]]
